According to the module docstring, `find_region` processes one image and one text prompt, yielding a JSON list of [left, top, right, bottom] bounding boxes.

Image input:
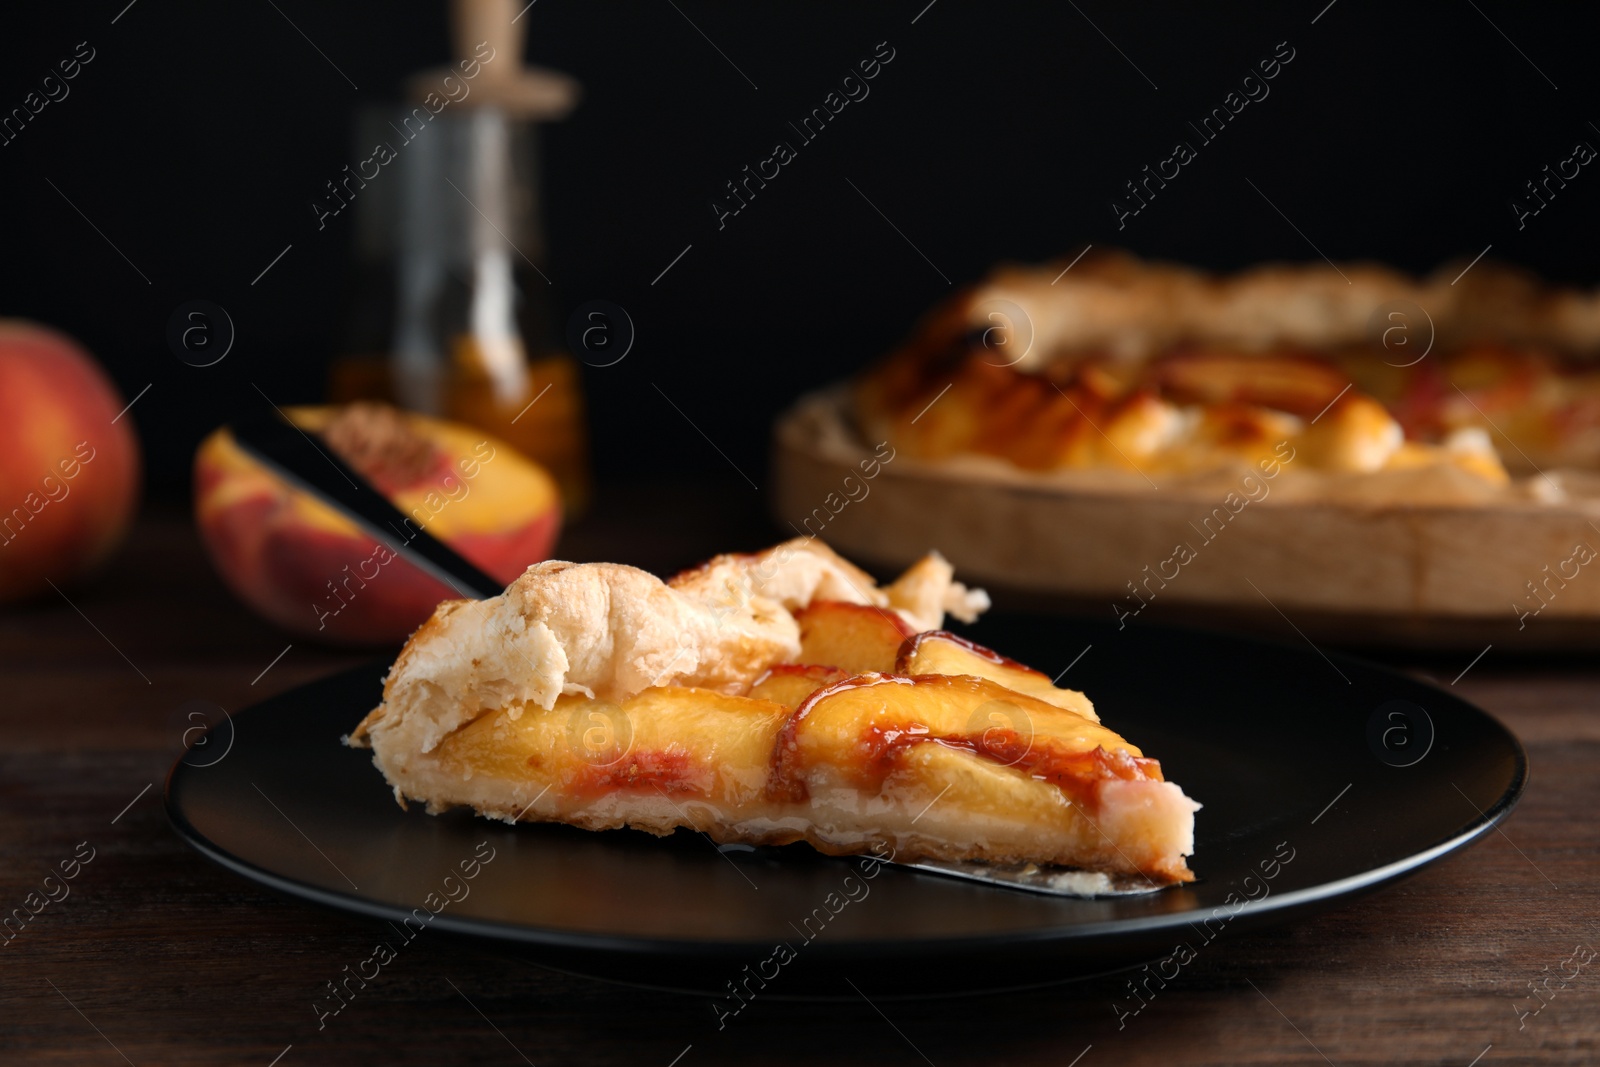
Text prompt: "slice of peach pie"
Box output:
[[349, 540, 1200, 884]]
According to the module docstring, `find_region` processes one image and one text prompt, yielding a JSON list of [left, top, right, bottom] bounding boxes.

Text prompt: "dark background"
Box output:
[[2, 0, 1596, 500]]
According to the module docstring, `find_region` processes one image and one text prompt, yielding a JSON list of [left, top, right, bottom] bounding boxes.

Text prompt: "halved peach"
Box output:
[[749, 664, 848, 711], [195, 402, 560, 645], [794, 600, 916, 674], [896, 631, 1097, 721]]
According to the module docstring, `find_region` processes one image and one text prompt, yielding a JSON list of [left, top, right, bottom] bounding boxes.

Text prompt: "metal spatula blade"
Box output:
[[901, 858, 1167, 897], [229, 410, 503, 600]]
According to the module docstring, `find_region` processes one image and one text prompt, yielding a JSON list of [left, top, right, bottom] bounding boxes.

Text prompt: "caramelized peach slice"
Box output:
[[775, 673, 1140, 801], [891, 743, 1193, 881], [772, 673, 1194, 880], [896, 631, 1097, 721], [1154, 350, 1350, 417], [749, 664, 848, 711], [431, 685, 789, 811], [795, 600, 915, 674]]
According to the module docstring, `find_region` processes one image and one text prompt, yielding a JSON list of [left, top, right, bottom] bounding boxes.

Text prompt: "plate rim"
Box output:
[[166, 785, 1521, 958]]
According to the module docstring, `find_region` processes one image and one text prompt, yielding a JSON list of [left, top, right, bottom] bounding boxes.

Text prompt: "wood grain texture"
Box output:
[[1, 494, 1596, 1066]]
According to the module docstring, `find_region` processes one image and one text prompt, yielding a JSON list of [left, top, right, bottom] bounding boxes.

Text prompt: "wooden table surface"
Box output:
[[3, 491, 1597, 1066]]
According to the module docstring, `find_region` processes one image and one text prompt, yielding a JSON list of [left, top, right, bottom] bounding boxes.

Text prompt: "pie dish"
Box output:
[[773, 252, 1600, 644], [348, 539, 1201, 885]]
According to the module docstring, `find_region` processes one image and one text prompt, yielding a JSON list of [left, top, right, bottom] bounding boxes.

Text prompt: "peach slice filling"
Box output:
[[897, 630, 1098, 721], [423, 604, 1194, 882], [794, 600, 915, 674]]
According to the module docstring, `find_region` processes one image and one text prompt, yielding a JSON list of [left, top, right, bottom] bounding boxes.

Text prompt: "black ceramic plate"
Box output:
[[167, 614, 1525, 997]]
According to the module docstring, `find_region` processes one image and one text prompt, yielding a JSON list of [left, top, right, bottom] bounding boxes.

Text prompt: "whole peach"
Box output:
[[0, 321, 141, 602]]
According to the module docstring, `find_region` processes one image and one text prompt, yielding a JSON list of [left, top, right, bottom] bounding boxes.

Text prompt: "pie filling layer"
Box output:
[[856, 250, 1600, 489]]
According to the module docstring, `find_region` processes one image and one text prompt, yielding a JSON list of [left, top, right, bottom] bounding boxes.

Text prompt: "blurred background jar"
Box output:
[[328, 0, 590, 513]]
